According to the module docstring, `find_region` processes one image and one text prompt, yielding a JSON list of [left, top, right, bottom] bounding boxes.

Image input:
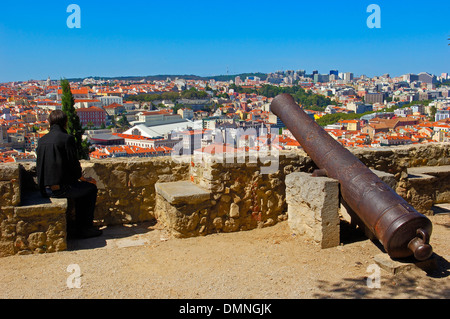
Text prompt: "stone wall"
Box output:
[[1, 142, 449, 257], [350, 143, 450, 176], [188, 151, 317, 233], [349, 143, 450, 216], [80, 157, 191, 225], [12, 143, 450, 225]]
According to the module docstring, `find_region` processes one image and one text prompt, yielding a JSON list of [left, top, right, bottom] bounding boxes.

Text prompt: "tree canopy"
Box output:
[[229, 84, 336, 111], [60, 79, 90, 159]]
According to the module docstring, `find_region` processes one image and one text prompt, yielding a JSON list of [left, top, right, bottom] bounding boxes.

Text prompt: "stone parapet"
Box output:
[[77, 157, 190, 225], [0, 143, 449, 257]]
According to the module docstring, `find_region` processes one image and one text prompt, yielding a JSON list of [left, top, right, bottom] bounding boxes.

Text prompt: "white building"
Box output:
[[124, 120, 203, 139], [98, 96, 123, 107], [177, 108, 194, 120], [74, 99, 102, 109], [435, 109, 450, 121], [134, 110, 183, 127]]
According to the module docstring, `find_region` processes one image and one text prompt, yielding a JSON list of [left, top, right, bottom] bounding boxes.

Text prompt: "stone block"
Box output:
[[154, 181, 213, 238], [285, 172, 340, 249], [0, 191, 67, 258], [155, 181, 211, 205], [374, 253, 438, 275], [154, 194, 212, 238]]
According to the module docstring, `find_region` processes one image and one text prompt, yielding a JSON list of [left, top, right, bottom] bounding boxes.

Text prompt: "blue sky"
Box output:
[[0, 0, 448, 82]]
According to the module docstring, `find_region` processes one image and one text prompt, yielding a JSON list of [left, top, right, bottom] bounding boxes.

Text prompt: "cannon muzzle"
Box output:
[[270, 93, 433, 261]]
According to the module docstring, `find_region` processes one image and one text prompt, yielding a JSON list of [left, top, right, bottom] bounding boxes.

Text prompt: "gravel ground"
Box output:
[[0, 212, 449, 300]]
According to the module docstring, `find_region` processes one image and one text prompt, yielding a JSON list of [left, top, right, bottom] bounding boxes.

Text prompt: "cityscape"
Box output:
[[0, 0, 449, 302], [1, 69, 449, 163]]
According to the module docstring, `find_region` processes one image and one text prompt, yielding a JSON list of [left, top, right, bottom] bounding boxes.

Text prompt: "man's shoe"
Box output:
[[78, 227, 103, 239], [68, 226, 103, 239]]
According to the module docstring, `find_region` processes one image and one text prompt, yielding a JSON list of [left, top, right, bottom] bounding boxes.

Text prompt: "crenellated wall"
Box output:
[[1, 142, 449, 257]]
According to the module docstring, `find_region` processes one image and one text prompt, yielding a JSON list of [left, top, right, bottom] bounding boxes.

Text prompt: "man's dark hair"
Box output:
[[48, 110, 68, 128]]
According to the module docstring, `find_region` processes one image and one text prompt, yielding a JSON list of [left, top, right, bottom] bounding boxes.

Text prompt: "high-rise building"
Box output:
[[297, 70, 306, 77], [329, 70, 339, 77], [343, 72, 354, 82], [403, 74, 419, 83], [313, 74, 330, 83], [365, 92, 384, 104], [418, 72, 437, 84]]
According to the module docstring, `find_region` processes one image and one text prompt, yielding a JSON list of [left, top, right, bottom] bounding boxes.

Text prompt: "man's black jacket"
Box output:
[[36, 124, 82, 195]]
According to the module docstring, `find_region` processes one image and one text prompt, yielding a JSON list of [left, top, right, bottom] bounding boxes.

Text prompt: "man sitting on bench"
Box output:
[[36, 110, 102, 239]]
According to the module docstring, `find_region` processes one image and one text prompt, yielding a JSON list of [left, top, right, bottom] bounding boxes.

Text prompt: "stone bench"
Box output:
[[0, 190, 67, 257], [0, 163, 68, 257], [154, 180, 213, 238]]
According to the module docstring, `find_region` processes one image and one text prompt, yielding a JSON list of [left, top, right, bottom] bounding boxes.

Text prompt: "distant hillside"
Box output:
[[67, 72, 268, 83], [67, 75, 204, 82], [208, 72, 268, 82]]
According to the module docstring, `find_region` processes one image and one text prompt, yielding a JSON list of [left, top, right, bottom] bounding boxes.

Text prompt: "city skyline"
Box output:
[[0, 0, 449, 83]]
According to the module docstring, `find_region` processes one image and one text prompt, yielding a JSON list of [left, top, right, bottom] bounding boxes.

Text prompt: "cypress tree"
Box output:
[[60, 79, 90, 159]]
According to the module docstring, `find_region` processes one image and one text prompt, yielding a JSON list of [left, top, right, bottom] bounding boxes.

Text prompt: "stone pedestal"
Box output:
[[374, 253, 438, 275], [285, 172, 340, 248], [154, 181, 212, 238], [286, 169, 399, 250]]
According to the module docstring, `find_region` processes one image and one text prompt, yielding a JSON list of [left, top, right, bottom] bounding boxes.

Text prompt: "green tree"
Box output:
[[60, 79, 90, 160], [117, 114, 130, 128], [173, 103, 184, 115], [429, 105, 437, 121]]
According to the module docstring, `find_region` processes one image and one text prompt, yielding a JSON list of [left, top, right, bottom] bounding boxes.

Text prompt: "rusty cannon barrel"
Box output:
[[271, 93, 433, 261]]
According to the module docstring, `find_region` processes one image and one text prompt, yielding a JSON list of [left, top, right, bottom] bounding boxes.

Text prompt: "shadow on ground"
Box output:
[[312, 254, 450, 299], [66, 220, 157, 251]]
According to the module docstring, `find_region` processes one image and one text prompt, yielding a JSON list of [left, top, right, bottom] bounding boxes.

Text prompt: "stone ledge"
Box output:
[[155, 181, 211, 205], [405, 165, 450, 215], [408, 165, 450, 177], [16, 191, 68, 218]]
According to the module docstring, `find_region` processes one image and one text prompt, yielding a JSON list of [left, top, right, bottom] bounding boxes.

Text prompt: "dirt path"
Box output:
[[0, 212, 448, 299]]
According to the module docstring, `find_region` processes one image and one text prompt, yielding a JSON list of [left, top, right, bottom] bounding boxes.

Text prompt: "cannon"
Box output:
[[270, 93, 433, 261]]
